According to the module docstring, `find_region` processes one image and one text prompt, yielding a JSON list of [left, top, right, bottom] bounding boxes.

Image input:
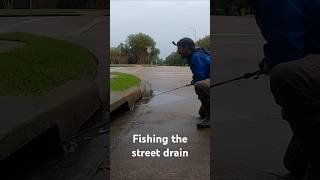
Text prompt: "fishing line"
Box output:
[[143, 70, 261, 101]]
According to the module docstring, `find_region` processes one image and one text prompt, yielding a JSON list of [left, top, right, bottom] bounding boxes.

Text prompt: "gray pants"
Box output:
[[269, 55, 320, 177], [194, 79, 210, 117]]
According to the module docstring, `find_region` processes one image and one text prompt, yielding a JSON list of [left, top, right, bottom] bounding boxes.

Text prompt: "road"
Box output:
[[110, 66, 210, 180], [211, 16, 292, 179], [0, 11, 108, 180]]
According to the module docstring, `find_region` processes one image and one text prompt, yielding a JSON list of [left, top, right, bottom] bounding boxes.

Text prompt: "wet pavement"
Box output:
[[211, 16, 292, 179], [110, 66, 210, 180]]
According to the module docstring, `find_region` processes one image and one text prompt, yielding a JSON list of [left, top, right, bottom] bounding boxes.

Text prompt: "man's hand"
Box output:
[[258, 58, 270, 75]]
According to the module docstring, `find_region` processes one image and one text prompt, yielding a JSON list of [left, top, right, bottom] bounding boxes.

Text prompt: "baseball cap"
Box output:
[[173, 37, 195, 49]]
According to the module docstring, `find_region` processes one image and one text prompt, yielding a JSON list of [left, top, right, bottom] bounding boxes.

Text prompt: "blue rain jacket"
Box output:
[[255, 0, 320, 70], [187, 49, 211, 84]]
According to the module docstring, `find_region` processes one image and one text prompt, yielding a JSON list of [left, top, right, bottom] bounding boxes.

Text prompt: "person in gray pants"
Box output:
[[174, 37, 211, 128], [194, 79, 210, 127], [269, 55, 320, 179]]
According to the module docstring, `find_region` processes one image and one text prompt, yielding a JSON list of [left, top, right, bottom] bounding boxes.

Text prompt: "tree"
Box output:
[[121, 33, 160, 64], [157, 58, 166, 66], [196, 35, 211, 51], [0, 0, 13, 8], [164, 52, 187, 66]]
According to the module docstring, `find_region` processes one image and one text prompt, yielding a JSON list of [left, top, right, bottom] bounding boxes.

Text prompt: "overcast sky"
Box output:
[[110, 0, 210, 59]]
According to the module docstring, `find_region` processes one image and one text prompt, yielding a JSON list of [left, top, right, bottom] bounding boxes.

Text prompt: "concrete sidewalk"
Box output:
[[110, 66, 210, 180]]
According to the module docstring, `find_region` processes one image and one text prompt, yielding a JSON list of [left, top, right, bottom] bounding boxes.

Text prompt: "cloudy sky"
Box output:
[[110, 0, 210, 59]]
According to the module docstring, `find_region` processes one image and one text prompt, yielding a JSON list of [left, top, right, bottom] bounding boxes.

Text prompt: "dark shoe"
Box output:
[[199, 104, 206, 119], [197, 117, 210, 128]]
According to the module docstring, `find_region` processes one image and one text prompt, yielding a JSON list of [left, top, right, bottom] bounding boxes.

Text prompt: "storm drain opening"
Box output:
[[0, 125, 63, 177], [111, 102, 130, 121]]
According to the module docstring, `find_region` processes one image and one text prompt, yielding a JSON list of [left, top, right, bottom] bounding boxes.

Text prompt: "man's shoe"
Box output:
[[199, 104, 206, 119], [197, 118, 210, 128]]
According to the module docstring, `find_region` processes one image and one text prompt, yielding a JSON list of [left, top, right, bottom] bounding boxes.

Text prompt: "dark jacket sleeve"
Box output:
[[255, 0, 307, 69]]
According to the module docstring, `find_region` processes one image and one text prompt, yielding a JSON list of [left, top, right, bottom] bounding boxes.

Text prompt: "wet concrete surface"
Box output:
[[211, 16, 292, 179], [110, 66, 210, 180]]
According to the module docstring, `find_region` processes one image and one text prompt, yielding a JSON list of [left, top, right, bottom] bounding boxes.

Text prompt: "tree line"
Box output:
[[111, 33, 160, 64], [111, 33, 210, 66], [212, 0, 255, 16]]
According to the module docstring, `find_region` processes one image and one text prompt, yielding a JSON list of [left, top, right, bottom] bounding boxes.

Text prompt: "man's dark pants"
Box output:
[[194, 79, 210, 118], [269, 55, 320, 177]]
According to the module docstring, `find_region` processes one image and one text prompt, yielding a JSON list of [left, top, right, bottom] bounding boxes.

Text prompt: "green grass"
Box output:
[[110, 64, 158, 67], [110, 64, 136, 67], [0, 9, 80, 17], [110, 72, 140, 92], [0, 32, 96, 96]]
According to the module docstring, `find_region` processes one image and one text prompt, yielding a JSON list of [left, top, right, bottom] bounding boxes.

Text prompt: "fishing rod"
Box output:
[[152, 83, 192, 97], [142, 83, 192, 101], [211, 70, 261, 88], [143, 70, 261, 100]]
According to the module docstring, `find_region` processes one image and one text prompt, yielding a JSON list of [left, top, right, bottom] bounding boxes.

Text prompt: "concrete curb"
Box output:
[[0, 48, 103, 160], [110, 78, 149, 112], [0, 80, 101, 160]]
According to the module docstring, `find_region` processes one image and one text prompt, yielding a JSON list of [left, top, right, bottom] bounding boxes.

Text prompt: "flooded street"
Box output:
[[110, 66, 210, 180]]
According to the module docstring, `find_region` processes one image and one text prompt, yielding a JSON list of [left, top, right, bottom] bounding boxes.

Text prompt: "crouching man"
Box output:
[[255, 1, 320, 179], [174, 37, 211, 128]]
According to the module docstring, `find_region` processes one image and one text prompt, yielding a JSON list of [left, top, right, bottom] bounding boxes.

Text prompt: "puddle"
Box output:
[[148, 92, 187, 106]]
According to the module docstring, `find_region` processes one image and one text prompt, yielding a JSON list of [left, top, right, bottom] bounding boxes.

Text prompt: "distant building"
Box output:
[[3, 0, 108, 9], [111, 55, 129, 64]]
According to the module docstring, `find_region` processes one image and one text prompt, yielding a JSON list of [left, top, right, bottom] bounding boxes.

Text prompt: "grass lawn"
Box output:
[[0, 9, 80, 17], [110, 72, 140, 92], [0, 32, 96, 96], [110, 64, 136, 67], [110, 64, 158, 67]]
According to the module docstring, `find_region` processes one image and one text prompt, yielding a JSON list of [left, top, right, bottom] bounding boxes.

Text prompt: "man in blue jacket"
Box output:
[[175, 37, 211, 128], [255, 1, 320, 179]]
